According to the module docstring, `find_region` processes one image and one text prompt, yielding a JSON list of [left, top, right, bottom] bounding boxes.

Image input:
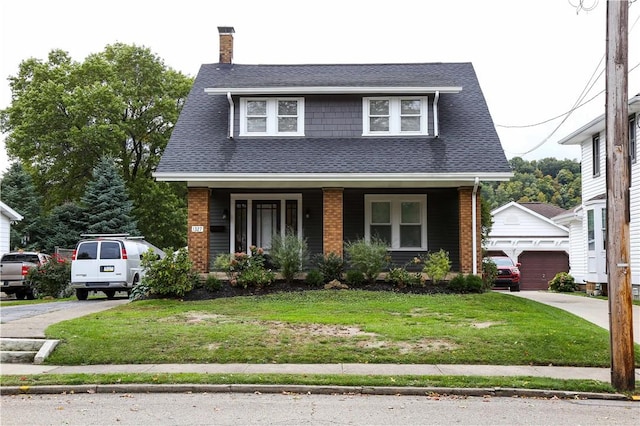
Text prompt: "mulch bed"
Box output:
[[182, 280, 457, 301]]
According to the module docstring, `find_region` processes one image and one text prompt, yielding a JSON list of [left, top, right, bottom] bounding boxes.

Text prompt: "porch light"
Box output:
[[222, 209, 229, 220], [305, 209, 311, 219]]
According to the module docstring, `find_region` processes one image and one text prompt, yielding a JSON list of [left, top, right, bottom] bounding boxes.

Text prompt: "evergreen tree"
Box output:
[[0, 163, 44, 250], [81, 157, 138, 235], [40, 202, 86, 253]]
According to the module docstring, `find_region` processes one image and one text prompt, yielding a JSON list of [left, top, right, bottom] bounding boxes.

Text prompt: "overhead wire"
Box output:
[[502, 2, 640, 156]]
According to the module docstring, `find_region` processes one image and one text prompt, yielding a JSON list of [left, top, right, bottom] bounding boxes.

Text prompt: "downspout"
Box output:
[[433, 91, 440, 138], [227, 92, 234, 139], [472, 177, 480, 275]]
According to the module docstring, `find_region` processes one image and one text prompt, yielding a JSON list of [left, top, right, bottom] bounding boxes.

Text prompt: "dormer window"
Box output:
[[363, 97, 428, 136], [240, 98, 304, 136]]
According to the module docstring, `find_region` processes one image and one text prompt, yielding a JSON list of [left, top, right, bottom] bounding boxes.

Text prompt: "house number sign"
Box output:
[[191, 226, 204, 233]]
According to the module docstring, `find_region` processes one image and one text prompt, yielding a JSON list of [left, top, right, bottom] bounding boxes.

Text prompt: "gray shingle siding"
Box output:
[[157, 62, 511, 176]]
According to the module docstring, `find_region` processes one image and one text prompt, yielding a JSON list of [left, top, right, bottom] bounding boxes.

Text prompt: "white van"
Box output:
[[70, 234, 165, 300]]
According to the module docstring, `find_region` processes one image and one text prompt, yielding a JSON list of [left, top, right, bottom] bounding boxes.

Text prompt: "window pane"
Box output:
[[401, 117, 420, 131], [247, 100, 266, 115], [401, 100, 421, 114], [76, 242, 98, 260], [278, 100, 297, 116], [371, 202, 390, 223], [601, 208, 607, 250], [278, 117, 298, 132], [587, 210, 595, 251], [371, 225, 391, 246], [369, 100, 389, 115], [100, 241, 121, 259], [400, 225, 421, 247], [247, 117, 266, 132], [370, 117, 389, 132], [401, 202, 420, 223]]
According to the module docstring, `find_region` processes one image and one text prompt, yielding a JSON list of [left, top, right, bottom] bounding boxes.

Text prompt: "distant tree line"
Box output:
[[482, 157, 582, 211]]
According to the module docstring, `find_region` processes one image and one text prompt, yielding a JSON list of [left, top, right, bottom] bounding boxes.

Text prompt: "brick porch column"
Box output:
[[458, 187, 481, 274], [188, 187, 210, 273], [323, 188, 344, 257]]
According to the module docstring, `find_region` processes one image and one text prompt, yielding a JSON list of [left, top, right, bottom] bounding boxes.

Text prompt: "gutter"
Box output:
[[472, 177, 480, 275], [227, 92, 234, 139]]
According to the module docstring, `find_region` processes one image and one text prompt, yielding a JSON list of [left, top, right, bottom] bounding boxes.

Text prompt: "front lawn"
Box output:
[[43, 290, 640, 367]]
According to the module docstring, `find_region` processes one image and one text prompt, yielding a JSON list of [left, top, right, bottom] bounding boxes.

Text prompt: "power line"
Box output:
[[501, 2, 639, 156]]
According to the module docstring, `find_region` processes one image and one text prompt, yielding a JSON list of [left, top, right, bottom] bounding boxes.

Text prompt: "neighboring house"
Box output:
[[486, 202, 570, 290], [0, 201, 23, 256], [154, 27, 513, 274], [556, 94, 640, 299]]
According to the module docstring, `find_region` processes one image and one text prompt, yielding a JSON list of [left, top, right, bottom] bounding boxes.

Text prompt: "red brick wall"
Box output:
[[458, 187, 482, 274], [219, 33, 233, 64], [323, 188, 344, 257], [188, 188, 210, 273]]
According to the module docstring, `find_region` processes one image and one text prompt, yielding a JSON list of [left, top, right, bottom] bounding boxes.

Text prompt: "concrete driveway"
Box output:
[[0, 298, 129, 338], [505, 291, 640, 344]]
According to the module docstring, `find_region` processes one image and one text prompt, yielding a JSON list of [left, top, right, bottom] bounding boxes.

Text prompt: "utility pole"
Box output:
[[605, 0, 635, 392]]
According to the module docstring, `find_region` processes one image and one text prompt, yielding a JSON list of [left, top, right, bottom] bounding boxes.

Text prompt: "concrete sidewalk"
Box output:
[[2, 361, 637, 384]]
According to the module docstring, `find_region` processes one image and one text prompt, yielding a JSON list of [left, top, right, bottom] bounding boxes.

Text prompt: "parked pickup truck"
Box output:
[[0, 251, 51, 299]]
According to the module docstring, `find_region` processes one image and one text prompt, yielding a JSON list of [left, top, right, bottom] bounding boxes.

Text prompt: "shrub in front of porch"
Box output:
[[270, 231, 309, 284], [344, 238, 389, 285], [213, 246, 275, 289], [423, 249, 451, 284]]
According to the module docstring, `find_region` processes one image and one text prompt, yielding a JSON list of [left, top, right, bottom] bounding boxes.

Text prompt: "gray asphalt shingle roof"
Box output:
[[156, 62, 511, 176]]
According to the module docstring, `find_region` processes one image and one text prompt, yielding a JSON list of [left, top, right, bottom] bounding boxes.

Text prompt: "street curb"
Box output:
[[0, 384, 631, 401]]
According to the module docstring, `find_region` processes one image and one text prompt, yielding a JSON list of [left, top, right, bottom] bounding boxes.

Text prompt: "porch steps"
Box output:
[[0, 338, 59, 364]]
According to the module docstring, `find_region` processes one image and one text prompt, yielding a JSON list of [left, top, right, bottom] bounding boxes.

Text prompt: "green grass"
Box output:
[[42, 290, 640, 367], [0, 372, 618, 395]]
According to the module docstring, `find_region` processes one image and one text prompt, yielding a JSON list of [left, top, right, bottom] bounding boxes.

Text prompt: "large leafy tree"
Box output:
[[0, 163, 45, 250], [81, 156, 138, 235], [1, 44, 192, 248]]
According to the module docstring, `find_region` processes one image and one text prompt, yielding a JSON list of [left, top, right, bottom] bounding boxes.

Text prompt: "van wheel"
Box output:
[[76, 289, 89, 300], [104, 290, 116, 299], [15, 291, 26, 300]]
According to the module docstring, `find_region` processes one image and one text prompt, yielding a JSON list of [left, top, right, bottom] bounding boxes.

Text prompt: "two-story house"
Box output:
[[555, 94, 640, 299], [154, 27, 513, 275]]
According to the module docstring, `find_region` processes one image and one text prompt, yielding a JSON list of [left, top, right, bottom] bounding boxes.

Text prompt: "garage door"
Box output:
[[517, 251, 569, 291]]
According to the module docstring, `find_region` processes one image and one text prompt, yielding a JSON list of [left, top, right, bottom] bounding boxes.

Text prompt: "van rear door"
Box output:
[[72, 240, 127, 284]]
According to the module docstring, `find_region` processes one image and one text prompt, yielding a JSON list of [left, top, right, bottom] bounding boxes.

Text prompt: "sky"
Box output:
[[1, 0, 639, 175]]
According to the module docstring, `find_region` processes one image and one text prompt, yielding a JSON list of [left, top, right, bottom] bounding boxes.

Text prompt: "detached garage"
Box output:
[[486, 202, 571, 291]]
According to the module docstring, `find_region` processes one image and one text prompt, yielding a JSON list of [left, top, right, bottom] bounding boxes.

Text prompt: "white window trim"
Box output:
[[364, 194, 428, 250], [362, 97, 429, 136], [239, 98, 305, 136], [230, 193, 303, 254]]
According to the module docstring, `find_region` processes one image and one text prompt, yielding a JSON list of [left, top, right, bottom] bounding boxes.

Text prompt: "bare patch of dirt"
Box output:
[[471, 321, 503, 329]]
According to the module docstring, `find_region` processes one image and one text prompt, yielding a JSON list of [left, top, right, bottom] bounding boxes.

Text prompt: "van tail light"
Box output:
[[21, 265, 30, 277], [72, 250, 77, 260], [121, 247, 128, 260]]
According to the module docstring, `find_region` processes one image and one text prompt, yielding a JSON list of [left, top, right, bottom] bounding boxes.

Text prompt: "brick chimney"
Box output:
[[218, 26, 235, 64]]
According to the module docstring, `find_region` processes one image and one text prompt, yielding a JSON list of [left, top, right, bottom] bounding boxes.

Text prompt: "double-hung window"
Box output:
[[363, 97, 428, 135], [240, 98, 304, 136], [365, 195, 427, 249], [592, 134, 601, 177]]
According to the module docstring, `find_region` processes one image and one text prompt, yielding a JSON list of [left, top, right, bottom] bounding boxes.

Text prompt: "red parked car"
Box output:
[[489, 256, 521, 292]]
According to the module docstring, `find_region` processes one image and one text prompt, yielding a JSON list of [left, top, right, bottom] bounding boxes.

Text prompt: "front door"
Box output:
[[253, 201, 280, 250], [231, 195, 302, 254]]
